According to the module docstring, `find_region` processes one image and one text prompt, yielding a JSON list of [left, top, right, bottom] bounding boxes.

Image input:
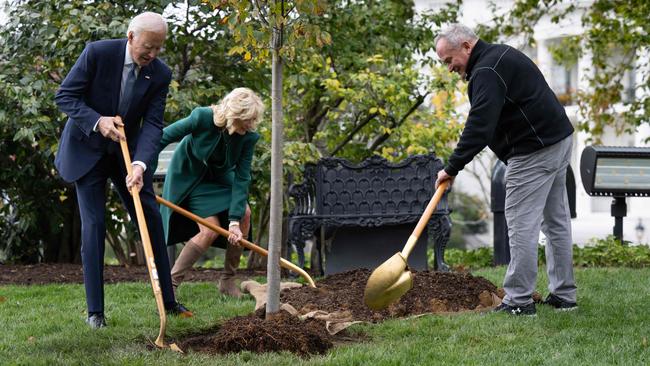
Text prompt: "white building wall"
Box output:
[[0, 1, 7, 25]]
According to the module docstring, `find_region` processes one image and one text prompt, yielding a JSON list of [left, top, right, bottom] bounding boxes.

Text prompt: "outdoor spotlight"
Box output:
[[580, 146, 650, 240], [580, 146, 650, 197]]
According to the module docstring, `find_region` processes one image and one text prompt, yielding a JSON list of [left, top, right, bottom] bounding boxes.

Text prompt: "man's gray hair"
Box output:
[[435, 24, 478, 49], [127, 12, 168, 37]]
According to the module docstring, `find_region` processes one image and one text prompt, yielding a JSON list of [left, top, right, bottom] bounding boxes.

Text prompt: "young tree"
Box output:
[[214, 0, 466, 315], [212, 0, 329, 315]]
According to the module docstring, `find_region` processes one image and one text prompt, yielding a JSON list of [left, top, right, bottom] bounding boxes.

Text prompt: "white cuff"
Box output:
[[132, 161, 147, 171], [93, 118, 101, 132], [228, 221, 240, 228]]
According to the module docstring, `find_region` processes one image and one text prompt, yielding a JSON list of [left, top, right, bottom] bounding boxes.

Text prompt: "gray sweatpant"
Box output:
[[502, 135, 577, 306]]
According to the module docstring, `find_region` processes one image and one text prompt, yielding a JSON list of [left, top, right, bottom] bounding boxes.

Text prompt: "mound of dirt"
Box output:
[[179, 268, 499, 356], [280, 268, 498, 322], [180, 309, 337, 356]]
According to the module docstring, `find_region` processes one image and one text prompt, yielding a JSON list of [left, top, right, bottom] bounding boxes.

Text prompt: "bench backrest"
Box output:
[[290, 154, 448, 226]]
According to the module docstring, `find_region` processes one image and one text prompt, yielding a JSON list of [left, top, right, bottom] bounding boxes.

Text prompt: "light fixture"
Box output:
[[580, 146, 650, 240]]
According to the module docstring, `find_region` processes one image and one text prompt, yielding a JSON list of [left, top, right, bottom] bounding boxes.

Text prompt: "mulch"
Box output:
[[280, 268, 498, 323], [0, 263, 265, 285], [179, 309, 340, 357]]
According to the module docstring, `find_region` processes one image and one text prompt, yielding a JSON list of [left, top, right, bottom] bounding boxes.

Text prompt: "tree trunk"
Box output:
[[60, 193, 82, 263], [106, 232, 129, 267], [266, 21, 284, 316], [247, 193, 270, 269], [129, 236, 145, 266], [43, 189, 81, 264]]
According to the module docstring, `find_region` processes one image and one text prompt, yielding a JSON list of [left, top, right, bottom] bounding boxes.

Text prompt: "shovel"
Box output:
[[155, 194, 317, 288], [117, 124, 182, 352], [363, 181, 449, 310]]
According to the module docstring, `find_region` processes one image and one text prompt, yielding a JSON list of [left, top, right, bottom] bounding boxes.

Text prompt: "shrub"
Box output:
[[431, 236, 650, 269], [570, 236, 650, 268]]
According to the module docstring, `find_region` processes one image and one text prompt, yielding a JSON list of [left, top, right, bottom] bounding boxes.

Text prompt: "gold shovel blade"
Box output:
[[363, 252, 414, 310]]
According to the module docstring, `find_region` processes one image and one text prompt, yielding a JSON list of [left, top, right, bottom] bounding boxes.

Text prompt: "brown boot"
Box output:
[[219, 277, 242, 298], [219, 243, 243, 298], [170, 240, 207, 295]]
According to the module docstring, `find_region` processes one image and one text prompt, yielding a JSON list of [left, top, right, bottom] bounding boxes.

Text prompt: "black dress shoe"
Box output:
[[166, 302, 193, 318], [86, 313, 107, 329]]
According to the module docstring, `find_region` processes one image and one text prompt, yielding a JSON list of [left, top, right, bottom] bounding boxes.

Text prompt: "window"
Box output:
[[622, 63, 636, 103], [546, 37, 579, 106]]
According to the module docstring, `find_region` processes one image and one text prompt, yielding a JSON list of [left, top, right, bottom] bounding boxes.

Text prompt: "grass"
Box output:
[[0, 267, 649, 365]]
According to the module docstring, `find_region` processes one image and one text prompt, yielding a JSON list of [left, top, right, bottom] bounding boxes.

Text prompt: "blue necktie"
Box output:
[[118, 64, 136, 117]]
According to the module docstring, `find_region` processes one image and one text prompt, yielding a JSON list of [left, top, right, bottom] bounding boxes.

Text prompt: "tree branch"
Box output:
[[254, 0, 270, 26], [464, 154, 494, 207], [329, 111, 379, 156], [306, 96, 344, 141], [366, 93, 427, 152]]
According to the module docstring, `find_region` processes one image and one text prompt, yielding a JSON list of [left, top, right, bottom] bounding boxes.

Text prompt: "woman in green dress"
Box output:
[[158, 87, 264, 298]]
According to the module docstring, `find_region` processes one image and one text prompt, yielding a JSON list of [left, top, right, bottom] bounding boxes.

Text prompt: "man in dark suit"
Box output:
[[55, 12, 192, 329]]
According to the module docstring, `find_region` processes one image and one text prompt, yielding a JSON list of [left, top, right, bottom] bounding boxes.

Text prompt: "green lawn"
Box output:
[[0, 267, 648, 365]]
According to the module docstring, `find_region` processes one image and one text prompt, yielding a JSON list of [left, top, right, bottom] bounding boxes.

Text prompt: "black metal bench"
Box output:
[[287, 153, 451, 275]]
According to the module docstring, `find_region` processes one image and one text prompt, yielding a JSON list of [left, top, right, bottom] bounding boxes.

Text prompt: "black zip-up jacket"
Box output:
[[444, 40, 574, 176]]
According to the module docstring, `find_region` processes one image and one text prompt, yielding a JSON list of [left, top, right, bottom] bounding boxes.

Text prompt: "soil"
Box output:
[[180, 268, 499, 356], [1, 264, 500, 357], [179, 309, 341, 357], [0, 263, 265, 285], [280, 268, 498, 322]]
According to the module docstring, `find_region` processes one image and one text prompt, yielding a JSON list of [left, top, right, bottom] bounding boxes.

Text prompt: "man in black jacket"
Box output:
[[434, 24, 577, 316]]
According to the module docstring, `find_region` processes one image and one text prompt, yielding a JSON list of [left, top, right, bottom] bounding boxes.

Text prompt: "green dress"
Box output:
[[156, 107, 260, 247]]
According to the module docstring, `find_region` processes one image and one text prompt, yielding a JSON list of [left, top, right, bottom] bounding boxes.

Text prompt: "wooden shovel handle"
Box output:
[[155, 196, 317, 288], [401, 180, 449, 259], [116, 124, 170, 349]]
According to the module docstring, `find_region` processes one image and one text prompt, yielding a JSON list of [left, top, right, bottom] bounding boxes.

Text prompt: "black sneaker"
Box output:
[[542, 294, 577, 311], [493, 302, 536, 316]]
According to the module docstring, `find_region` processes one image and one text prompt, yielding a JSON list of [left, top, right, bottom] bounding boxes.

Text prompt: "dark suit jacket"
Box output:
[[55, 39, 172, 182]]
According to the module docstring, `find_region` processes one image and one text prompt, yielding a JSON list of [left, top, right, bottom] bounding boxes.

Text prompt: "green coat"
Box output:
[[157, 107, 260, 246]]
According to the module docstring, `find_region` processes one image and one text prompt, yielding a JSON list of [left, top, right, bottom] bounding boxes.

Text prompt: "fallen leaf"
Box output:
[[27, 336, 35, 342], [0, 296, 6, 303]]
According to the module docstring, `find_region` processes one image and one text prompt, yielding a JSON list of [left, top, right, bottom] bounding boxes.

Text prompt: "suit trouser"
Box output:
[[75, 152, 175, 313], [502, 135, 577, 306]]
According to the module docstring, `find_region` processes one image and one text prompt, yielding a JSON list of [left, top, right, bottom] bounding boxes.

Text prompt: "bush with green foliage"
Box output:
[[439, 247, 494, 269], [434, 236, 650, 269], [570, 236, 650, 268]]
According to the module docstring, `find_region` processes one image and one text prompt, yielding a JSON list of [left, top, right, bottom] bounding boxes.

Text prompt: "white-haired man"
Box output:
[[55, 12, 192, 329], [434, 24, 577, 316]]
